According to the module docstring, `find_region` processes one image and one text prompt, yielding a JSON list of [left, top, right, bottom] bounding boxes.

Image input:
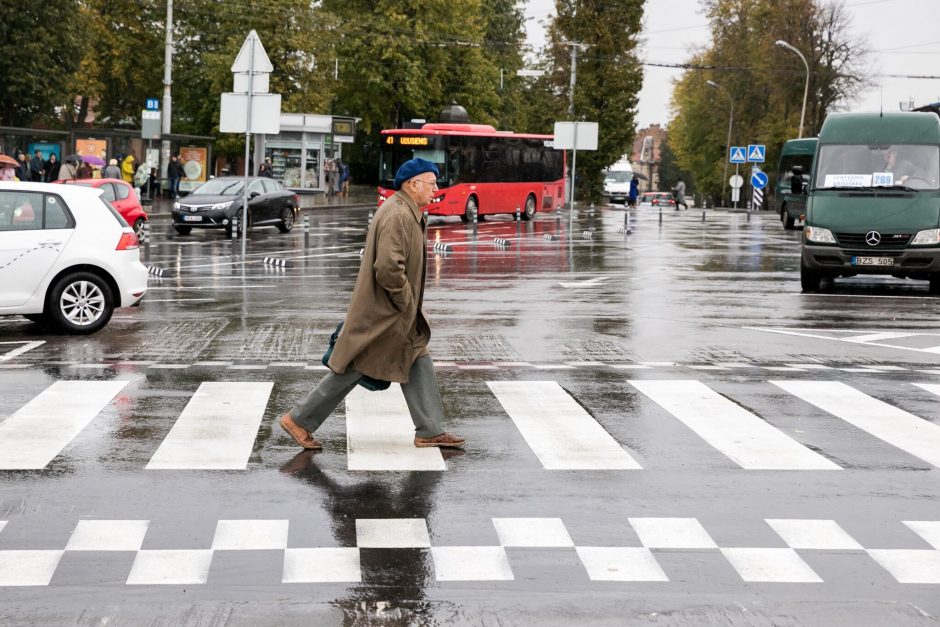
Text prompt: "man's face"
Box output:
[[407, 174, 438, 206]]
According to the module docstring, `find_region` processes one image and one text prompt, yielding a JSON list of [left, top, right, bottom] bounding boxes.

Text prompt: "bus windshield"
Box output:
[[379, 135, 450, 189]]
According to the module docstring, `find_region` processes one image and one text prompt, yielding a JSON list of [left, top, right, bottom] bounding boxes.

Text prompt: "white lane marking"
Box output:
[[0, 380, 128, 469], [747, 326, 940, 355], [345, 384, 445, 471], [431, 546, 515, 581], [765, 519, 863, 550], [211, 520, 289, 550], [146, 382, 273, 470], [65, 520, 149, 551], [721, 548, 823, 583], [904, 521, 940, 550], [126, 549, 214, 585], [0, 341, 44, 362], [629, 517, 718, 549], [868, 550, 940, 584], [576, 547, 669, 581], [630, 380, 839, 470], [143, 298, 217, 302], [843, 332, 917, 343], [493, 518, 574, 547], [0, 551, 64, 586], [774, 381, 940, 468], [283, 548, 361, 583], [559, 276, 609, 288], [487, 380, 641, 470], [355, 519, 431, 548]]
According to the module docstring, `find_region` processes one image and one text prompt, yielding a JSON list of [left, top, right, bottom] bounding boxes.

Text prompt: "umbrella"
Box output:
[[81, 155, 105, 167], [64, 154, 82, 163], [632, 171, 649, 181], [0, 154, 18, 168]]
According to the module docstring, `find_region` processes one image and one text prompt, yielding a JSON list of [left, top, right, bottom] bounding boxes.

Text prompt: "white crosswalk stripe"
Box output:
[[773, 380, 940, 468], [0, 380, 128, 470], [630, 380, 840, 470], [487, 380, 641, 470], [146, 382, 273, 470]]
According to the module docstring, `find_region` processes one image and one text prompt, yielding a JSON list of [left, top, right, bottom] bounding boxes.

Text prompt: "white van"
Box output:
[[603, 158, 634, 205]]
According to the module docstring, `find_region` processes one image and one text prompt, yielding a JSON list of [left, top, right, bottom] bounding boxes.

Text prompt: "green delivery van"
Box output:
[[801, 112, 940, 292], [773, 137, 817, 230]]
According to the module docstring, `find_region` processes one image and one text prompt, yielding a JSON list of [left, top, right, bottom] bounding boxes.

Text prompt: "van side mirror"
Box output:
[[790, 166, 804, 194]]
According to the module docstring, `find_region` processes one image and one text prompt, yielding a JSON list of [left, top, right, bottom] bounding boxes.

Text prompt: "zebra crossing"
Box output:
[[1, 374, 940, 472], [0, 516, 937, 586]]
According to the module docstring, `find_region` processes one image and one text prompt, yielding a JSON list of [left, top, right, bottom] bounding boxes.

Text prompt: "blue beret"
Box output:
[[394, 158, 439, 191]]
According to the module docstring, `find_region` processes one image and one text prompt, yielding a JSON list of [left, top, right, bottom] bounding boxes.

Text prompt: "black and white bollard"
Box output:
[[515, 206, 521, 222], [368, 210, 374, 226], [626, 211, 632, 235], [303, 215, 310, 248], [142, 221, 151, 263], [702, 208, 707, 222], [658, 206, 663, 225]]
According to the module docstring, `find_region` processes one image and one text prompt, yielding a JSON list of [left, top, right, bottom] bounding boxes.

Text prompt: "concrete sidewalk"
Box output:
[[143, 185, 376, 216]]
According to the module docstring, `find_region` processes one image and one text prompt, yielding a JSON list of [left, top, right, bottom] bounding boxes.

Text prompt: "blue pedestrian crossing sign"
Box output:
[[751, 169, 769, 189], [729, 146, 746, 164], [747, 144, 766, 163]]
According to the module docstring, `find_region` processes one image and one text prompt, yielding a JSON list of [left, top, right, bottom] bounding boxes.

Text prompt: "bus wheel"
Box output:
[[461, 196, 478, 223], [522, 194, 537, 220]]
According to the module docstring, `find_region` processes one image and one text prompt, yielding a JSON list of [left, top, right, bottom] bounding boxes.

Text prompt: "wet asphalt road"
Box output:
[[1, 203, 940, 626]]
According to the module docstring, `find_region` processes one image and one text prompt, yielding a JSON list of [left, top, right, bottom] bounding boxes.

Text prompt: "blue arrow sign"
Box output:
[[729, 146, 746, 164], [751, 170, 769, 189], [747, 144, 766, 163]]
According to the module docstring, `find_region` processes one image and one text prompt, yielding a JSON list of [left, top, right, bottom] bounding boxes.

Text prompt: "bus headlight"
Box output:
[[911, 228, 940, 245], [430, 194, 445, 204], [805, 226, 836, 244]]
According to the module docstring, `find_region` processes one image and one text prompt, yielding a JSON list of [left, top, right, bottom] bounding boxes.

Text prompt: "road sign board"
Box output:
[[729, 147, 746, 164], [231, 29, 274, 74], [141, 110, 161, 139], [145, 98, 160, 111], [747, 144, 766, 162], [729, 174, 744, 189], [553, 122, 599, 150], [751, 170, 769, 189]]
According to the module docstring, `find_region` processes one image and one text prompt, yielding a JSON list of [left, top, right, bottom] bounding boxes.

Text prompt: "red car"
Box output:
[[67, 178, 149, 237]]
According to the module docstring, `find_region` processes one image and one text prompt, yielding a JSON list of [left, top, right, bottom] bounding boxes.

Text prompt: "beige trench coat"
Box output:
[[327, 190, 430, 383]]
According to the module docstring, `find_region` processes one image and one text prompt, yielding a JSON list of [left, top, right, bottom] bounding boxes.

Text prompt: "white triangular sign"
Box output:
[[231, 30, 273, 74]]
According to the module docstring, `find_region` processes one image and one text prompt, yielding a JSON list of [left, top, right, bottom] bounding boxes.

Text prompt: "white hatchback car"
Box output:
[[0, 182, 148, 334]]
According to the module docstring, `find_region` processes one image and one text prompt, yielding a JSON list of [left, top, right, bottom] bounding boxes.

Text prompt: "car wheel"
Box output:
[[781, 207, 795, 230], [46, 271, 114, 334], [461, 195, 478, 223], [929, 276, 940, 295], [277, 207, 295, 233], [174, 225, 192, 236], [23, 314, 44, 323], [800, 262, 822, 292], [522, 194, 537, 220], [133, 218, 146, 239]]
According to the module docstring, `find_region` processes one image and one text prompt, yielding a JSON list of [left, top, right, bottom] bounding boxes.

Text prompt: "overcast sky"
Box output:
[[523, 0, 940, 129]]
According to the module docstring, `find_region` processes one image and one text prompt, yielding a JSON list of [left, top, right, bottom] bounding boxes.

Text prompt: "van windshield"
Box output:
[[814, 144, 940, 190], [604, 170, 633, 183]]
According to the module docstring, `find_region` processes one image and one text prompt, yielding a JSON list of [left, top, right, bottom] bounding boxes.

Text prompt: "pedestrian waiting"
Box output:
[[102, 159, 122, 180]]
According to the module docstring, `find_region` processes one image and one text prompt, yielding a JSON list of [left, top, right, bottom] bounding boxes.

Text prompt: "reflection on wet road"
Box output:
[[0, 206, 939, 624]]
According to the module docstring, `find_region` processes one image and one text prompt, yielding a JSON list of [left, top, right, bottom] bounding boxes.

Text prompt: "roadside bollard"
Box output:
[[472, 214, 478, 236], [589, 202, 595, 215], [368, 210, 374, 226], [702, 208, 706, 222], [303, 215, 310, 248], [142, 221, 150, 263], [515, 206, 521, 221], [626, 211, 632, 235], [747, 206, 751, 223], [658, 207, 663, 225], [422, 209, 428, 223]]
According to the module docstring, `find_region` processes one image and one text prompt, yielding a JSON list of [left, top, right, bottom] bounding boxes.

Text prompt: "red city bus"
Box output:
[[378, 123, 565, 221]]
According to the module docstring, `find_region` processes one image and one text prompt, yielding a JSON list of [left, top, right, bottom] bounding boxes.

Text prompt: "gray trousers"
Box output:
[[289, 355, 445, 438]]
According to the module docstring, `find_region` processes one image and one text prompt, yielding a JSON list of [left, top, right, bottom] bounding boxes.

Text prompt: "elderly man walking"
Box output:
[[280, 158, 465, 450]]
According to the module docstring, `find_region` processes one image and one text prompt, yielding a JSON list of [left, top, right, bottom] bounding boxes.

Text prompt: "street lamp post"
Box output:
[[775, 40, 809, 139], [707, 80, 733, 207]]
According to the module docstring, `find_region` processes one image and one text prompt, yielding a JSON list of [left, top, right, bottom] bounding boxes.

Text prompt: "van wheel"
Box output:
[[800, 263, 821, 292], [522, 194, 537, 220], [782, 207, 795, 230], [46, 271, 114, 334], [929, 276, 940, 294]]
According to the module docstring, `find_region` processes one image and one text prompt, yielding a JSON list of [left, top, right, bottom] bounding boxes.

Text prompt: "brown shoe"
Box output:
[[414, 432, 466, 449], [279, 414, 323, 450]]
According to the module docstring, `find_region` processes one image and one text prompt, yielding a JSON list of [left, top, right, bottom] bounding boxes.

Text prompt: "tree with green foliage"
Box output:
[[0, 1, 85, 128], [537, 0, 645, 203], [669, 0, 868, 204]]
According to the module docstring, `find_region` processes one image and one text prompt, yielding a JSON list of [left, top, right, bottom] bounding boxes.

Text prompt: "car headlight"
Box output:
[[172, 201, 180, 210], [805, 225, 836, 244], [211, 201, 234, 211], [911, 228, 940, 245]]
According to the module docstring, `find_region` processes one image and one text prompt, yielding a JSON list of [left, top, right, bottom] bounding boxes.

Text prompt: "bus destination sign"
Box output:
[[386, 135, 430, 146]]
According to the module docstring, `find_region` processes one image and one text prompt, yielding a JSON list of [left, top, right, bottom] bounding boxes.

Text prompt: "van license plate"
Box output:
[[183, 215, 202, 222], [852, 256, 894, 267]]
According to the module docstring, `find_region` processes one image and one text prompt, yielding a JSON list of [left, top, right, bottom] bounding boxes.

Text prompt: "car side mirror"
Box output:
[[790, 166, 804, 194], [249, 191, 261, 199]]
